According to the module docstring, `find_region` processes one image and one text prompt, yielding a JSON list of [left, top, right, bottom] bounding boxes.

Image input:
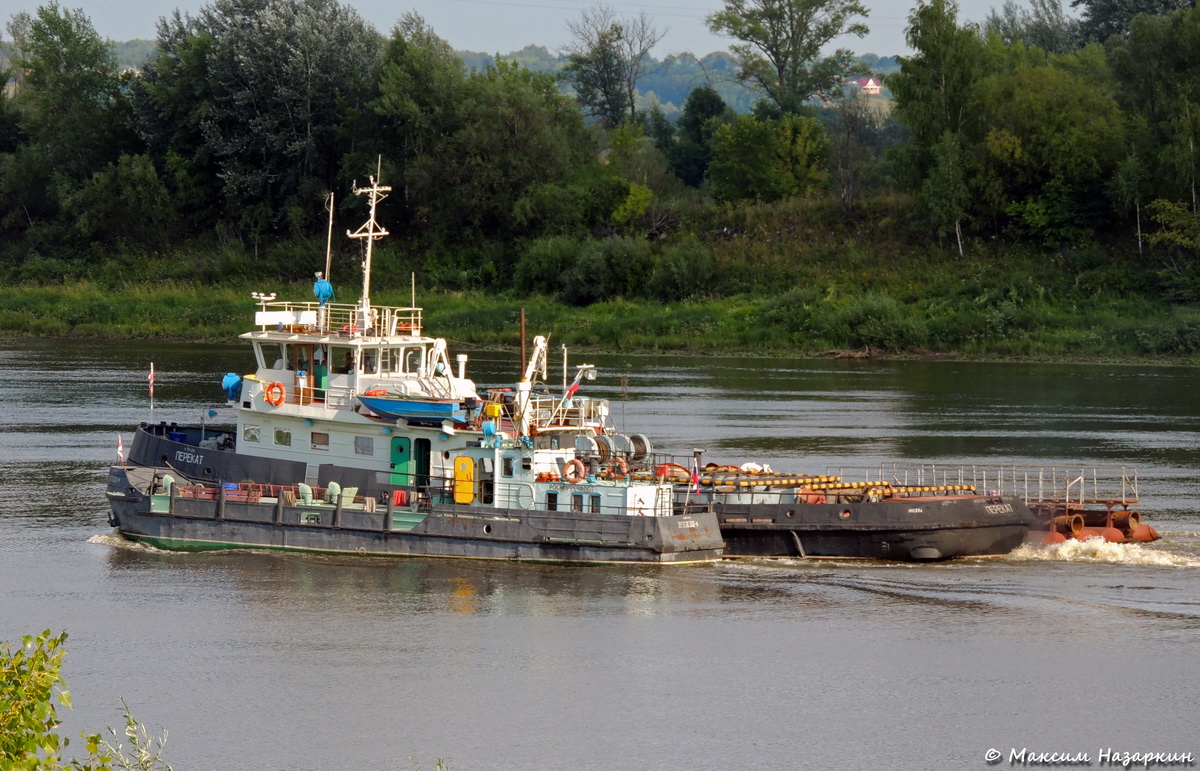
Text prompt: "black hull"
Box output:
[[105, 467, 724, 564], [123, 425, 1031, 562], [712, 498, 1033, 561], [128, 423, 308, 486]]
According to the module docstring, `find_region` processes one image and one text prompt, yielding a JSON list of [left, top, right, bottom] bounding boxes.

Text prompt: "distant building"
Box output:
[[855, 77, 882, 95]]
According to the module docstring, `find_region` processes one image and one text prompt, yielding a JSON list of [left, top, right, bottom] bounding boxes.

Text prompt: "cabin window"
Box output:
[[501, 457, 514, 477], [590, 495, 601, 513], [354, 436, 374, 456], [259, 343, 285, 370], [380, 347, 404, 374], [311, 432, 329, 451], [404, 348, 421, 374], [284, 344, 309, 373], [361, 349, 378, 375], [546, 492, 558, 511], [330, 346, 353, 374], [571, 494, 584, 512], [273, 428, 292, 447], [242, 425, 260, 443], [522, 457, 532, 471]]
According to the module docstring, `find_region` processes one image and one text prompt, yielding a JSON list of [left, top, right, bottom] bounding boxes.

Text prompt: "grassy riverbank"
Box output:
[[4, 266, 1200, 364], [4, 197, 1199, 362]]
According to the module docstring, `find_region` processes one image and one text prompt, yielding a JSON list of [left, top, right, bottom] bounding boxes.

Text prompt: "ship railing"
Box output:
[[829, 463, 1140, 508], [253, 300, 423, 337], [522, 395, 608, 429]]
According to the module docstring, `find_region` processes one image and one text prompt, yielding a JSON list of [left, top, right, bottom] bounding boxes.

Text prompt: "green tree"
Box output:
[[985, 0, 1080, 53], [708, 114, 785, 201], [560, 14, 628, 127], [824, 90, 887, 214], [708, 113, 828, 201], [1108, 5, 1200, 212], [402, 59, 591, 250], [136, 0, 381, 236], [59, 153, 176, 249], [8, 3, 133, 180], [977, 64, 1126, 245], [1072, 0, 1193, 44], [1, 630, 172, 770], [669, 85, 733, 187], [559, 7, 665, 125], [1147, 197, 1200, 250], [369, 12, 467, 223], [707, 0, 870, 113], [922, 131, 971, 255], [888, 0, 985, 188], [1, 3, 135, 244]]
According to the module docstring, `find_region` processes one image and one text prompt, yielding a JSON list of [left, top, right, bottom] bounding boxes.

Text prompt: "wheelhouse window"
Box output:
[[546, 492, 558, 511], [360, 349, 379, 375], [311, 432, 329, 451], [242, 425, 260, 443], [330, 346, 354, 374], [501, 457, 514, 477], [354, 436, 374, 456], [571, 494, 584, 512], [589, 495, 601, 513], [258, 343, 285, 369], [403, 348, 422, 375], [273, 428, 291, 447]]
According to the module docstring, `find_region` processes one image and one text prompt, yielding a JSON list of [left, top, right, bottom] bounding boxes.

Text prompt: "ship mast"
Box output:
[[346, 172, 391, 325]]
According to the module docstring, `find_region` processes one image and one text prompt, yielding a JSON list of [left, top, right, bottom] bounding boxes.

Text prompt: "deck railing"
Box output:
[[254, 300, 423, 337], [830, 463, 1139, 507]]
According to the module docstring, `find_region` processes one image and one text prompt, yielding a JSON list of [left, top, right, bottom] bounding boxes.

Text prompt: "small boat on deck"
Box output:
[[356, 391, 467, 424]]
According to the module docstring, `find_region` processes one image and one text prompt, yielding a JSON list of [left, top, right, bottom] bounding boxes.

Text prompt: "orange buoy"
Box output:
[[264, 381, 285, 406]]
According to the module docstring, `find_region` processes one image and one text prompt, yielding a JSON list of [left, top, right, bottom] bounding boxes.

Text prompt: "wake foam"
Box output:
[[87, 533, 165, 553], [1009, 536, 1200, 567]]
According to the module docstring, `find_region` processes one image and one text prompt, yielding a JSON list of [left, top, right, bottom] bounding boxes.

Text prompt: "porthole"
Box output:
[[483, 524, 492, 534], [840, 509, 852, 519]]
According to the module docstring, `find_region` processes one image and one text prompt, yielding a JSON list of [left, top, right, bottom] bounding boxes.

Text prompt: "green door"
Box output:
[[390, 437, 411, 485]]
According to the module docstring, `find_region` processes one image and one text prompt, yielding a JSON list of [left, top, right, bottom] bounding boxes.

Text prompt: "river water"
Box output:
[[2, 337, 1198, 769]]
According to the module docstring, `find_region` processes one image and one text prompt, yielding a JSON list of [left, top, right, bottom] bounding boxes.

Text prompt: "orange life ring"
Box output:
[[608, 457, 629, 480], [564, 459, 587, 484], [264, 381, 286, 406]]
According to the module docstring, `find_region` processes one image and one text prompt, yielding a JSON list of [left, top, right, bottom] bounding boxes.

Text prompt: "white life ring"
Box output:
[[564, 459, 586, 484]]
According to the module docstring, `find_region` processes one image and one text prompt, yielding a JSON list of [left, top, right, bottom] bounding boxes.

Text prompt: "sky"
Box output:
[[12, 0, 1015, 58]]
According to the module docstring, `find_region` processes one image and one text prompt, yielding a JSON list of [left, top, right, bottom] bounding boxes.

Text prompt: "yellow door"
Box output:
[[453, 456, 475, 504]]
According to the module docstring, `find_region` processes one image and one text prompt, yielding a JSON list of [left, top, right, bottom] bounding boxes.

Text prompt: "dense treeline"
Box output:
[[1, 0, 1200, 358]]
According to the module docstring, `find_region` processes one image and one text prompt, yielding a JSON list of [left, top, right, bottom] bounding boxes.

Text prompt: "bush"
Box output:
[[824, 293, 927, 351], [561, 236, 653, 306], [649, 235, 717, 301], [513, 236, 582, 295]]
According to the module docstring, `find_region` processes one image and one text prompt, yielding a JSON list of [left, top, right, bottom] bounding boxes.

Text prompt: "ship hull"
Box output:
[[711, 497, 1033, 561], [106, 466, 724, 565]]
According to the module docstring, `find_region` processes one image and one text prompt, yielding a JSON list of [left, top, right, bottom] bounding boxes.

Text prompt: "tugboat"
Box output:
[[105, 176, 724, 564], [109, 173, 1156, 564]]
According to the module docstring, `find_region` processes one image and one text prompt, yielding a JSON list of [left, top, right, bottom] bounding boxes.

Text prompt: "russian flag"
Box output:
[[691, 459, 700, 494]]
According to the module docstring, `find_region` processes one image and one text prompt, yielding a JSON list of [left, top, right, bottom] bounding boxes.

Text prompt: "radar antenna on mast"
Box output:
[[346, 169, 391, 325]]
